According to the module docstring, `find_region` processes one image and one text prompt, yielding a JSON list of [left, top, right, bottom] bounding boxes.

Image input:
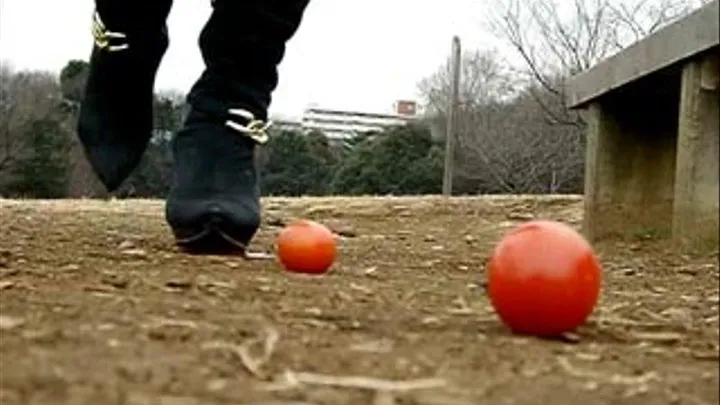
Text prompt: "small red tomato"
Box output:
[[487, 220, 602, 336], [276, 219, 337, 274]]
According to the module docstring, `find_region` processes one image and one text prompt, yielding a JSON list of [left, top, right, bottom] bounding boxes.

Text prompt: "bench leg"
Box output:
[[673, 52, 720, 251], [583, 99, 677, 242]]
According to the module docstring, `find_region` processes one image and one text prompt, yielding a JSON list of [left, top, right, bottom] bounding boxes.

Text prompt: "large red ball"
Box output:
[[276, 220, 337, 274], [487, 220, 602, 336]]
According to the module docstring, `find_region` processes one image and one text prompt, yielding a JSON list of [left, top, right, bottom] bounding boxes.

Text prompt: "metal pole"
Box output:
[[442, 36, 461, 196]]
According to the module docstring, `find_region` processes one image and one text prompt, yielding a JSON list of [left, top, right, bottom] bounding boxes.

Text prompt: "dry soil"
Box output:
[[0, 196, 718, 405]]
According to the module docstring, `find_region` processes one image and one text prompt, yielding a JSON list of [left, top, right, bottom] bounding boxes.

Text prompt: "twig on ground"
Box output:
[[245, 402, 319, 405], [260, 370, 446, 393], [201, 325, 279, 379], [596, 316, 669, 328], [627, 331, 684, 344], [557, 356, 659, 386], [637, 308, 675, 323], [691, 350, 720, 361]]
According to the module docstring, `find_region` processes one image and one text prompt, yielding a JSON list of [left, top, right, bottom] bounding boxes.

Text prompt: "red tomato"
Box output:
[[276, 219, 337, 274], [487, 220, 602, 336]]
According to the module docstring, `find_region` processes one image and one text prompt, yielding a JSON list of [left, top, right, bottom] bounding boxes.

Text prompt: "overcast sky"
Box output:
[[0, 0, 508, 118]]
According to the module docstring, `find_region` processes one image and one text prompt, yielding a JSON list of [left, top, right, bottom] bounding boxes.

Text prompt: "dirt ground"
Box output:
[[0, 195, 717, 405]]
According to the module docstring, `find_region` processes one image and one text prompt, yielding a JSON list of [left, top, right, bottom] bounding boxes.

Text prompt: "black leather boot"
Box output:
[[165, 0, 310, 254], [77, 0, 173, 191]]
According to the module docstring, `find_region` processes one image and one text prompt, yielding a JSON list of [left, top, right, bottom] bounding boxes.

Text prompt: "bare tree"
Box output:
[[417, 50, 585, 194], [418, 49, 519, 113], [482, 0, 709, 126], [0, 63, 62, 184], [450, 89, 585, 194], [414, 0, 709, 195]]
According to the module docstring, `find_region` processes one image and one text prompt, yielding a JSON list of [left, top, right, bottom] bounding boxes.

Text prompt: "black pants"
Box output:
[[95, 0, 311, 121]]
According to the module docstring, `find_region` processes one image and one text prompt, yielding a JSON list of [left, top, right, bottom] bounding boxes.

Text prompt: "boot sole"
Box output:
[[173, 220, 273, 260]]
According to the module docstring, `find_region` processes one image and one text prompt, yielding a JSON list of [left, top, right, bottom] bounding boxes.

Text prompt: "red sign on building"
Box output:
[[394, 100, 417, 116]]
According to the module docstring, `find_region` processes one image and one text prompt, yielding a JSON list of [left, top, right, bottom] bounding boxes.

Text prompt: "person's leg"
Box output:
[[78, 0, 173, 191], [165, 0, 311, 253]]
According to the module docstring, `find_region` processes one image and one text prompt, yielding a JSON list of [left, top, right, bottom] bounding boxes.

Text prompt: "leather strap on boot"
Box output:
[[92, 11, 129, 52]]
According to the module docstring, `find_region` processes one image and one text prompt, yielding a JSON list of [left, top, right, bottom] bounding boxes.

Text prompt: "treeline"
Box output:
[[0, 0, 703, 199], [0, 60, 445, 198], [1, 55, 586, 200], [0, 60, 585, 199], [116, 122, 446, 198]]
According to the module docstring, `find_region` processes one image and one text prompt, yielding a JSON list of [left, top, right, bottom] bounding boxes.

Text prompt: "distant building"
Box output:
[[268, 101, 420, 141], [271, 118, 303, 133], [283, 100, 420, 140]]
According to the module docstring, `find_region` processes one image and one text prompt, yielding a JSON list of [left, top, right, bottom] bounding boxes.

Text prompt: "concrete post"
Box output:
[[673, 52, 720, 249]]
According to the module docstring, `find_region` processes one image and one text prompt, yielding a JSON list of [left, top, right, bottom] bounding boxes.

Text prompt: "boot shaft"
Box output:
[[94, 0, 173, 37], [188, 0, 312, 122]]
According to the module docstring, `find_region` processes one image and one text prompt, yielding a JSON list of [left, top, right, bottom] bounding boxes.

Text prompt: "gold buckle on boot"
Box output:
[[92, 11, 129, 52], [226, 109, 272, 144]]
